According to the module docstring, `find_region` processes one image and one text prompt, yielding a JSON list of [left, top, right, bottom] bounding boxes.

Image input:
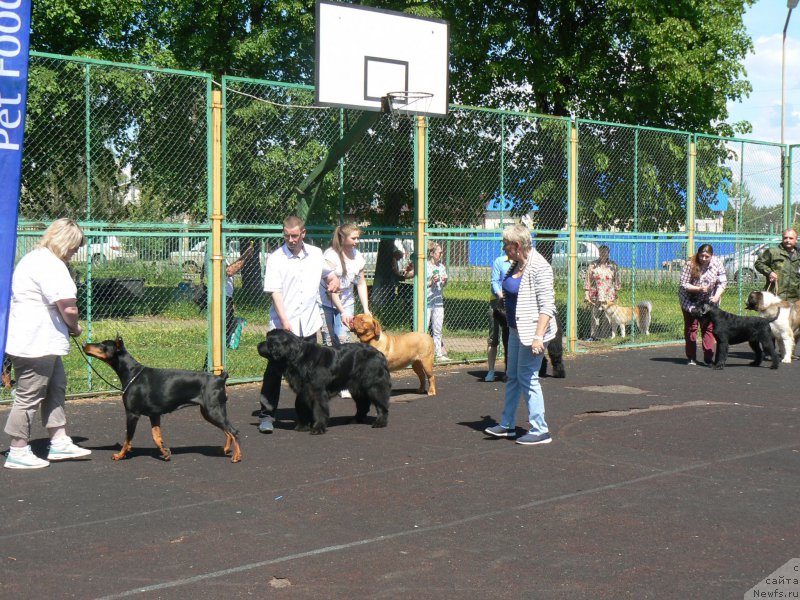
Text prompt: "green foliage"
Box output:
[[432, 0, 754, 137], [28, 0, 758, 233]]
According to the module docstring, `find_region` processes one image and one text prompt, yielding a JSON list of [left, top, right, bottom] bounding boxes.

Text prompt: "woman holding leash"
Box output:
[[679, 243, 727, 366], [320, 223, 371, 347], [484, 223, 557, 445], [3, 218, 92, 469]]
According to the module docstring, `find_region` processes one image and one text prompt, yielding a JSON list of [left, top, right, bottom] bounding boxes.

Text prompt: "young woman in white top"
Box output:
[[320, 223, 371, 346], [4, 218, 93, 469], [426, 241, 449, 359]]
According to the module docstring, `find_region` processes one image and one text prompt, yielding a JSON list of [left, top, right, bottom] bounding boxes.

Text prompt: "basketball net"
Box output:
[[383, 91, 434, 130]]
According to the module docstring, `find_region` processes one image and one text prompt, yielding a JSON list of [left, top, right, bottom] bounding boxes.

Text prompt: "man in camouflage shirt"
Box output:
[[754, 229, 800, 301]]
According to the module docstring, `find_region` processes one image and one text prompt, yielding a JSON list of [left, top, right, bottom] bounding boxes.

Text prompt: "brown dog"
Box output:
[[351, 313, 436, 395]]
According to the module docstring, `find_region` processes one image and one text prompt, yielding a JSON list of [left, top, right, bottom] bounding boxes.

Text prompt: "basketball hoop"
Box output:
[[383, 91, 434, 130], [385, 90, 434, 115]]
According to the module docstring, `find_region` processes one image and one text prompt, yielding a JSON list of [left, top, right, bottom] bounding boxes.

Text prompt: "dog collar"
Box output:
[[122, 367, 144, 395]]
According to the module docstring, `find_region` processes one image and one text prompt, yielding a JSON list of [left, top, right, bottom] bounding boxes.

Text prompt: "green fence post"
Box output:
[[84, 63, 91, 221]]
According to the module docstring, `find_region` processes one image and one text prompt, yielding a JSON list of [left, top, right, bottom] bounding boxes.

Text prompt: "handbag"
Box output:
[[228, 317, 247, 350]]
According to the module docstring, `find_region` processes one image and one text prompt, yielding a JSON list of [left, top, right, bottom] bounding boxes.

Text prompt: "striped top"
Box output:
[[512, 249, 558, 345]]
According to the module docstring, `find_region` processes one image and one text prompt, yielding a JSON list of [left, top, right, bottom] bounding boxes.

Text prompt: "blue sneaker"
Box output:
[[515, 432, 552, 445], [484, 370, 496, 382], [484, 424, 515, 438], [258, 417, 274, 434]]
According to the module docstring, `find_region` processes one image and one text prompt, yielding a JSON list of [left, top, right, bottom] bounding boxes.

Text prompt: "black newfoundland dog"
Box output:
[[689, 302, 779, 370], [492, 299, 565, 378], [257, 329, 391, 434]]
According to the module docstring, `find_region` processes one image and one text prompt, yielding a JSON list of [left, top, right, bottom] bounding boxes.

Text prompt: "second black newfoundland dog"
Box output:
[[257, 329, 391, 434], [689, 302, 779, 370]]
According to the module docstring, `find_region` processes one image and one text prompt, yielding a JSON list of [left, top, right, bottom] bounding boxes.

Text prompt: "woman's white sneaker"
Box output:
[[47, 437, 92, 461], [4, 445, 50, 469]]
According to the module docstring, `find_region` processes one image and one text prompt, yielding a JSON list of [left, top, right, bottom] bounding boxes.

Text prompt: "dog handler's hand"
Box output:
[[326, 274, 340, 295]]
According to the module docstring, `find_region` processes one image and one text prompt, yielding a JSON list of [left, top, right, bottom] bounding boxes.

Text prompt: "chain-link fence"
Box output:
[[3, 53, 796, 401]]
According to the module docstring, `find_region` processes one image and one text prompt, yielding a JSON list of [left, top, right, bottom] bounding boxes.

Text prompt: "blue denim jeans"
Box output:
[[322, 304, 352, 347], [500, 327, 549, 435]]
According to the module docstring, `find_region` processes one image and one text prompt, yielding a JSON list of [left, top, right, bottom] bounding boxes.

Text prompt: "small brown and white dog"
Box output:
[[745, 290, 800, 363], [599, 300, 652, 338], [351, 313, 436, 395]]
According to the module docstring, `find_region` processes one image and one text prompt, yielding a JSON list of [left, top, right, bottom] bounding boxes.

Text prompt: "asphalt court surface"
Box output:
[[0, 345, 798, 599]]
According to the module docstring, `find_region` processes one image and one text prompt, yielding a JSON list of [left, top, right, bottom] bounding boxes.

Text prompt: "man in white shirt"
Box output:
[[257, 216, 339, 433]]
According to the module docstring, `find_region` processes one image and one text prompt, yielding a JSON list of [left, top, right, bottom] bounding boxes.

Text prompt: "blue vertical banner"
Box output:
[[0, 0, 31, 359]]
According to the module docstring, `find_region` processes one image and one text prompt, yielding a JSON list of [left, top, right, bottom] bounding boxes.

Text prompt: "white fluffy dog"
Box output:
[[745, 290, 800, 363]]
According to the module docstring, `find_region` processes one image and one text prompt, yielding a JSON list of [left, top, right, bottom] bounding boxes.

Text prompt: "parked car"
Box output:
[[661, 257, 686, 272], [719, 243, 770, 285], [169, 240, 239, 274], [661, 243, 770, 285], [550, 240, 601, 279], [73, 235, 138, 265], [169, 239, 267, 274], [359, 238, 414, 278]]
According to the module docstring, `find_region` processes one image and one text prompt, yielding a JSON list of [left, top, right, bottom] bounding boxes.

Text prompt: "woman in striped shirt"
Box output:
[[484, 224, 557, 446]]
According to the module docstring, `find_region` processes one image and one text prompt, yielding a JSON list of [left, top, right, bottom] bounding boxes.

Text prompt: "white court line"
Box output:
[[94, 442, 798, 600]]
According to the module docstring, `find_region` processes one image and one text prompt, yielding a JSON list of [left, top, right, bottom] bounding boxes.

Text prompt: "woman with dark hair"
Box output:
[[4, 218, 92, 469], [678, 244, 727, 366]]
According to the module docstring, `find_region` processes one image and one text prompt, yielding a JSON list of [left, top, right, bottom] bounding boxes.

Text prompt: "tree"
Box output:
[[423, 0, 755, 244], [435, 0, 754, 135], [32, 0, 316, 81]]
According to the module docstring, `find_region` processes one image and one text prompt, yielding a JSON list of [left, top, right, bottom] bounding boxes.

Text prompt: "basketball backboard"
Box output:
[[315, 1, 449, 116]]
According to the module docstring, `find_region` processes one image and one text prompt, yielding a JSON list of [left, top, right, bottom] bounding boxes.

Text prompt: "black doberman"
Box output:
[[1, 354, 12, 390], [83, 336, 241, 462]]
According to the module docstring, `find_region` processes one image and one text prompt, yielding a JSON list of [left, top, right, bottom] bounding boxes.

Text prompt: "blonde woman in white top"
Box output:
[[320, 223, 371, 346], [484, 223, 556, 446], [426, 241, 449, 359], [4, 218, 92, 469]]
